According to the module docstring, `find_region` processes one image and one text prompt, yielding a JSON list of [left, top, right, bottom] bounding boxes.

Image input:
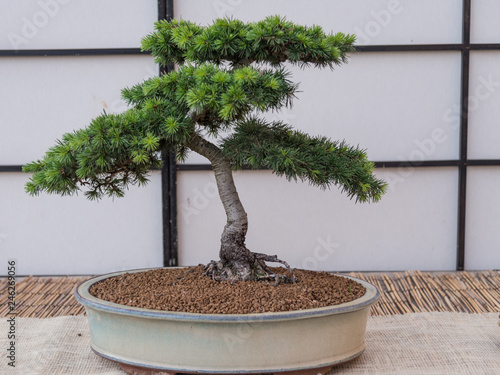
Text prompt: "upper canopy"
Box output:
[[141, 15, 356, 68]]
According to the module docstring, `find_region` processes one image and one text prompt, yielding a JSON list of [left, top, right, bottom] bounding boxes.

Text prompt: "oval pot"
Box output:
[[75, 268, 379, 375]]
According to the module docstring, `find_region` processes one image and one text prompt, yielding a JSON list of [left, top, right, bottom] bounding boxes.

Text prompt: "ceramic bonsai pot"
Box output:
[[75, 268, 379, 375]]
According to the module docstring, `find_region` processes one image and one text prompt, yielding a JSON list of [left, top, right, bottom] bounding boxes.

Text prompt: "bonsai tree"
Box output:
[[24, 16, 386, 283]]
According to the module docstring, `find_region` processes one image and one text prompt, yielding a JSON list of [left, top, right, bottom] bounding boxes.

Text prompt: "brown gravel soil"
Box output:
[[89, 266, 366, 314]]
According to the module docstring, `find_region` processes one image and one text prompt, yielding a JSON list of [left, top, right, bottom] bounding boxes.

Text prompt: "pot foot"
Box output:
[[120, 363, 333, 375], [120, 363, 176, 375], [280, 366, 332, 375]]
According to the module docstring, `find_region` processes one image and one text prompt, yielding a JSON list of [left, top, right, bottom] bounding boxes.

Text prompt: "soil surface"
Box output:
[[89, 266, 366, 314]]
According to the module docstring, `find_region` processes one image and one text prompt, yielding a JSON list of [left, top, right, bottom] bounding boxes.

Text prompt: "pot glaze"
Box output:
[[75, 268, 379, 374]]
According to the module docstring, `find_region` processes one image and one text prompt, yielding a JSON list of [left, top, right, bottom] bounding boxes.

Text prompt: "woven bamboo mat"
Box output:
[[351, 270, 500, 316], [0, 275, 88, 318], [1, 271, 500, 318]]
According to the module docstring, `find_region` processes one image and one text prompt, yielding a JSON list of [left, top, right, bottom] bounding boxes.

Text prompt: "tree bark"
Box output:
[[186, 133, 255, 279], [186, 132, 297, 283]]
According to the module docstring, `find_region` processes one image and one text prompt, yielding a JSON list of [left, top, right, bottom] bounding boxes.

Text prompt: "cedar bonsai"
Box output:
[[24, 16, 387, 282]]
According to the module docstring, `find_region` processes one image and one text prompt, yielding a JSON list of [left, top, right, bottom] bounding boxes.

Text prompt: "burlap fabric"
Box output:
[[1, 313, 498, 374]]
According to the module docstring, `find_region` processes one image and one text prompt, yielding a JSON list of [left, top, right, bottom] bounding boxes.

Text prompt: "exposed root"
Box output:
[[253, 252, 298, 285], [203, 251, 298, 285], [203, 261, 238, 283]]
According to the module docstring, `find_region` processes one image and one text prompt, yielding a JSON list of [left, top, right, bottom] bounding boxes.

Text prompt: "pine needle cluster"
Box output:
[[24, 15, 386, 202], [223, 118, 385, 202], [141, 15, 356, 68]]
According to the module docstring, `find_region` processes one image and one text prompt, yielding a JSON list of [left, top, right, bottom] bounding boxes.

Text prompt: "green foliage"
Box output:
[[122, 63, 296, 127], [141, 15, 355, 68], [222, 118, 386, 203], [24, 15, 385, 204], [23, 109, 167, 199]]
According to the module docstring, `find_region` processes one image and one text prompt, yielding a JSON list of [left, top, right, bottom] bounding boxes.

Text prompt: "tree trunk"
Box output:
[[186, 133, 255, 279], [186, 133, 296, 282]]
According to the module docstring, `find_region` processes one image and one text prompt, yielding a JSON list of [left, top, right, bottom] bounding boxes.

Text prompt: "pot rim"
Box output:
[[75, 267, 379, 323]]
